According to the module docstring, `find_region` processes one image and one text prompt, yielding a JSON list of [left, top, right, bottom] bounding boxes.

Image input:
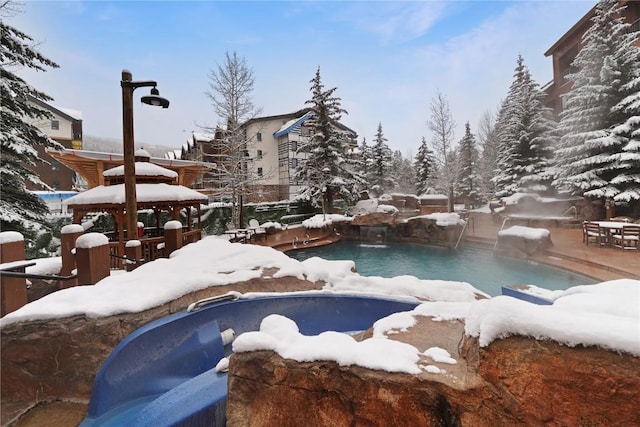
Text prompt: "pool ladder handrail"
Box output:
[[454, 218, 469, 249], [494, 217, 512, 251]]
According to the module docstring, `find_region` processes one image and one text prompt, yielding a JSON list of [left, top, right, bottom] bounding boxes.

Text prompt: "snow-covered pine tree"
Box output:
[[553, 0, 640, 204], [390, 150, 416, 194], [294, 67, 364, 214], [456, 122, 483, 208], [414, 136, 438, 195], [1, 12, 62, 235], [355, 136, 373, 189], [493, 55, 556, 197], [602, 75, 640, 205], [370, 122, 394, 190]]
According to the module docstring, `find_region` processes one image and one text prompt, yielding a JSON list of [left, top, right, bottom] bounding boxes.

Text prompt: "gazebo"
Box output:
[[65, 149, 208, 268]]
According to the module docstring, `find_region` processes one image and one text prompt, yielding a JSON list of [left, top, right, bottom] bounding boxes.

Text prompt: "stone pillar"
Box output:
[[125, 240, 142, 272], [60, 224, 84, 288], [0, 231, 28, 316], [75, 233, 110, 285], [164, 220, 183, 256]]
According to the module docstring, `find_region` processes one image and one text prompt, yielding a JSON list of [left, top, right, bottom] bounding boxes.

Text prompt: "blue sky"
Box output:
[[11, 1, 594, 155]]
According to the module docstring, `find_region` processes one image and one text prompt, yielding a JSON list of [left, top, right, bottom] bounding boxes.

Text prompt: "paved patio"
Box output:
[[466, 212, 640, 282]]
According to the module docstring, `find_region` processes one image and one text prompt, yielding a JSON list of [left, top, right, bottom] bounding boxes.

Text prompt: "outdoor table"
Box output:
[[591, 221, 632, 247], [224, 229, 249, 242]]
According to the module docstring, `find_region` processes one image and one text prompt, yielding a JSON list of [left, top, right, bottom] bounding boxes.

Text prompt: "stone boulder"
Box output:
[[494, 226, 553, 258], [227, 315, 640, 426], [350, 211, 397, 226]]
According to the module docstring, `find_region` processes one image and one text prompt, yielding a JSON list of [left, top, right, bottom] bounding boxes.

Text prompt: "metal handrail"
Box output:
[[0, 270, 77, 281], [494, 217, 511, 250], [187, 292, 240, 312], [454, 219, 468, 249]]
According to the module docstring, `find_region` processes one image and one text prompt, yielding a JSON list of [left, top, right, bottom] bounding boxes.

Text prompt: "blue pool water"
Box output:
[[288, 241, 595, 296]]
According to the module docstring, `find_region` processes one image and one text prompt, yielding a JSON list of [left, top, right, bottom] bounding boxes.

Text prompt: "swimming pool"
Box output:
[[288, 241, 595, 296]]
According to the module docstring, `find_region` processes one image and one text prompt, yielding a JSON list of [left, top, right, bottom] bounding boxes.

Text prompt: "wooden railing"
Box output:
[[140, 237, 166, 263], [183, 229, 202, 245], [108, 242, 123, 270]]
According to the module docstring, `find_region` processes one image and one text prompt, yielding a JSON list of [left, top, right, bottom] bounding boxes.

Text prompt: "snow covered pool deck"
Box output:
[[466, 212, 640, 281]]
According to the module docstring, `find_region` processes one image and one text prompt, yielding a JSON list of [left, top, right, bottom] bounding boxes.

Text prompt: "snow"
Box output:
[[408, 212, 465, 227], [125, 240, 141, 248], [64, 183, 207, 206], [0, 231, 24, 244], [498, 226, 550, 240], [75, 233, 109, 249], [60, 224, 84, 235], [1, 237, 638, 374], [102, 161, 178, 179], [301, 214, 353, 228], [164, 220, 182, 230]]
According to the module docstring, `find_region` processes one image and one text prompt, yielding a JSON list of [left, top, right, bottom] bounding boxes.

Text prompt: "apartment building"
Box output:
[[177, 108, 357, 203], [26, 96, 83, 191], [543, 0, 640, 117]]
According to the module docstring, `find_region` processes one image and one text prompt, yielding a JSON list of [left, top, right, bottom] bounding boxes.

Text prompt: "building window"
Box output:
[[51, 120, 59, 130], [290, 141, 297, 152], [257, 149, 263, 159], [257, 167, 263, 177], [291, 158, 298, 169], [256, 132, 262, 142]]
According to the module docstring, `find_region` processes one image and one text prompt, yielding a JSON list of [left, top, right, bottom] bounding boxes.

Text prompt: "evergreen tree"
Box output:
[[370, 122, 394, 190], [294, 67, 364, 214], [553, 0, 640, 203], [602, 76, 640, 204], [456, 122, 483, 208], [1, 10, 62, 235], [414, 136, 438, 195], [390, 150, 416, 194], [493, 55, 556, 197], [356, 136, 372, 187]]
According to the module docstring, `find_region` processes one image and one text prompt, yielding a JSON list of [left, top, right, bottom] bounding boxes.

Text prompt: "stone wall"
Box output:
[[227, 316, 640, 426]]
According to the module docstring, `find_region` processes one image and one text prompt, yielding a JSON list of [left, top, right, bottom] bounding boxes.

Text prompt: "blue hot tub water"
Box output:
[[288, 241, 595, 296]]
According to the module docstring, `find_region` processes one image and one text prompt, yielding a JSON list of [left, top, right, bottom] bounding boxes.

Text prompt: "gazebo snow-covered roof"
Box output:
[[65, 153, 208, 266]]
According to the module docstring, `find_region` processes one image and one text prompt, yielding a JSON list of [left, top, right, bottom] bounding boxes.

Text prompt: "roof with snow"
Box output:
[[274, 111, 313, 138], [103, 162, 178, 179], [64, 183, 207, 206]]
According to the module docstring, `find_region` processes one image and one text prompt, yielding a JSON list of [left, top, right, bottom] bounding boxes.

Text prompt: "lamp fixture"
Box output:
[[141, 87, 170, 109]]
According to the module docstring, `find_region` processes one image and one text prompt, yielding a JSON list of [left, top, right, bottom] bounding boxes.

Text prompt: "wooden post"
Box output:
[[75, 233, 110, 285], [60, 224, 84, 288], [0, 232, 28, 316], [125, 240, 142, 272], [164, 220, 183, 256]]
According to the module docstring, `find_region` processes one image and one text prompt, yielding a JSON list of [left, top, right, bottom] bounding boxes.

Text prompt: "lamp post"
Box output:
[[121, 69, 170, 240]]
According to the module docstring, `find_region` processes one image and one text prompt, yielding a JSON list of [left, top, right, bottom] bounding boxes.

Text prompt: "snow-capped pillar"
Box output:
[[125, 240, 142, 272], [164, 220, 183, 256], [60, 224, 84, 288], [75, 233, 110, 285], [0, 231, 28, 316]]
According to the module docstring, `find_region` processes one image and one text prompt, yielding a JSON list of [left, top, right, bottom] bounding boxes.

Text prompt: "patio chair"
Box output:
[[612, 225, 640, 250], [248, 219, 267, 242], [583, 221, 607, 246]]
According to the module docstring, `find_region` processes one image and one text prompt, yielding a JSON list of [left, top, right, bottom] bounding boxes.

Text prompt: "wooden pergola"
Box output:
[[64, 151, 209, 268], [48, 148, 211, 189]]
